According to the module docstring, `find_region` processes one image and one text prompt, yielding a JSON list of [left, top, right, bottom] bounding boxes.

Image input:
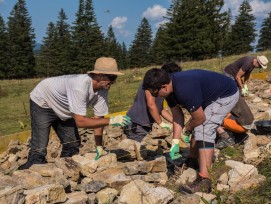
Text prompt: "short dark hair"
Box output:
[[161, 62, 182, 73], [142, 68, 171, 90], [88, 73, 117, 82]]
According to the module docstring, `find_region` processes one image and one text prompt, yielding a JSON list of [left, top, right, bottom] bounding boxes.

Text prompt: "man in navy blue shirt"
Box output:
[[143, 68, 239, 194]]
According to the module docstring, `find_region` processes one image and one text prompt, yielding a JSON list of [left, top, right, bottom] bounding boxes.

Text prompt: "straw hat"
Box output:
[[87, 57, 124, 75], [257, 55, 269, 69]]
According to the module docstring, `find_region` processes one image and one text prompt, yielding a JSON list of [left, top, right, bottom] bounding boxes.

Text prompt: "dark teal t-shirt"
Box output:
[[166, 69, 237, 112], [127, 83, 164, 127]]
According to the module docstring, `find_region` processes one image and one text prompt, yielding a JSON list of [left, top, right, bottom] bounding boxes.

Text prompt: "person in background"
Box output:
[[19, 57, 131, 170], [224, 55, 269, 96], [142, 68, 239, 194], [216, 96, 254, 149], [124, 63, 182, 142]]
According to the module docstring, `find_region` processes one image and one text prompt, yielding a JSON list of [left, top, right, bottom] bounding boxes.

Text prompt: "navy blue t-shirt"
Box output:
[[166, 69, 237, 112]]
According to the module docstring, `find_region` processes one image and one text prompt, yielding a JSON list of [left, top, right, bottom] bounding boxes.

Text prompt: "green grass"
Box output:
[[1, 51, 271, 135]]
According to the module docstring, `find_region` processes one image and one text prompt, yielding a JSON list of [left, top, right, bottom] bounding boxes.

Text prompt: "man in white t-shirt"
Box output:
[[19, 57, 131, 170]]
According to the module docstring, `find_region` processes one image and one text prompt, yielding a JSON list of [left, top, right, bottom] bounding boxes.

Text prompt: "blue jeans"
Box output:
[[29, 100, 80, 158]]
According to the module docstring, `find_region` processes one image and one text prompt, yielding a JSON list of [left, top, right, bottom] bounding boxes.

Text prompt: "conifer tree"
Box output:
[[7, 0, 35, 78], [129, 18, 152, 68], [150, 26, 168, 64], [53, 9, 72, 75], [72, 0, 104, 73], [120, 42, 129, 69], [257, 12, 271, 52], [104, 25, 119, 58], [37, 22, 58, 76], [0, 15, 8, 79], [224, 0, 256, 55]]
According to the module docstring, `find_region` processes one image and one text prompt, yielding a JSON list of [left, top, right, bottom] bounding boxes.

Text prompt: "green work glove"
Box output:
[[159, 121, 172, 131], [95, 146, 106, 160], [109, 115, 131, 127], [181, 127, 192, 143], [241, 87, 248, 96], [169, 139, 182, 160]]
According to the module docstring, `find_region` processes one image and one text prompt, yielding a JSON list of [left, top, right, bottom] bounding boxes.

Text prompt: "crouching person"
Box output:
[[19, 57, 131, 170], [142, 68, 239, 194]]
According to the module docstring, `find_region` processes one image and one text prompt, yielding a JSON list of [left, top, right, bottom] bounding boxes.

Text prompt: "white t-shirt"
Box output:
[[30, 74, 108, 120]]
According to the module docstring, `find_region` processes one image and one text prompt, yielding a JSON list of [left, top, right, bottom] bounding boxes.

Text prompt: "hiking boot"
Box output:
[[215, 134, 235, 149], [184, 157, 199, 171], [18, 153, 47, 170], [180, 176, 212, 194]]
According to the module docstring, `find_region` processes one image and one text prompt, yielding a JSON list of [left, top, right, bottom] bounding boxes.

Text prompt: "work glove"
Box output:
[[109, 115, 131, 127], [159, 121, 172, 131], [95, 146, 107, 160], [180, 127, 192, 143], [169, 139, 182, 160], [241, 84, 249, 96]]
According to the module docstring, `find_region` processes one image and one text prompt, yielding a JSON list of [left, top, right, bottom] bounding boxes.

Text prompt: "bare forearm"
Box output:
[[161, 109, 173, 123], [74, 115, 110, 128]]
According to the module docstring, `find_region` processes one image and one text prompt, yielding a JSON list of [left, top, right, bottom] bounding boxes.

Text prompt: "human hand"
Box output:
[[159, 121, 172, 131], [180, 127, 192, 143], [109, 115, 131, 127], [244, 84, 248, 92], [169, 139, 182, 160]]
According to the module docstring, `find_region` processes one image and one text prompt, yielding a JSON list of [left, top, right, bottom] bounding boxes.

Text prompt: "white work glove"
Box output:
[[241, 84, 248, 96], [159, 121, 172, 131], [109, 115, 131, 127], [180, 127, 192, 143]]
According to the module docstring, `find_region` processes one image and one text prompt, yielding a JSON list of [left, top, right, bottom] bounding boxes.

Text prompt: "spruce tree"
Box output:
[[7, 0, 35, 78], [129, 18, 152, 68], [150, 27, 168, 64], [0, 15, 8, 79], [54, 9, 72, 75], [257, 12, 271, 52], [224, 0, 256, 55], [37, 22, 58, 76], [104, 25, 119, 58], [72, 0, 104, 73], [120, 42, 129, 69], [84, 0, 104, 72]]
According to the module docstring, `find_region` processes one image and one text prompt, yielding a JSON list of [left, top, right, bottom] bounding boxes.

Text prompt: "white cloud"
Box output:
[[111, 16, 128, 29], [223, 0, 271, 19], [154, 19, 169, 29], [142, 4, 167, 21]]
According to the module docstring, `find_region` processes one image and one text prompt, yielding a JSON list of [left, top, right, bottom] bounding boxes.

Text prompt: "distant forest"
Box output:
[[0, 0, 271, 79]]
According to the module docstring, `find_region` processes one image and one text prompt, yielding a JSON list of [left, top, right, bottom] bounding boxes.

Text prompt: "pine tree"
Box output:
[[257, 12, 271, 52], [120, 42, 129, 69], [37, 22, 58, 76], [7, 0, 35, 78], [0, 15, 9, 79], [84, 0, 104, 72], [72, 0, 104, 73], [53, 9, 72, 75], [129, 18, 152, 68], [150, 27, 168, 64], [224, 0, 256, 55]]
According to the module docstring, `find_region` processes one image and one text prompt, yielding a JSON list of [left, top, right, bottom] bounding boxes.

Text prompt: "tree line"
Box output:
[[0, 0, 271, 79]]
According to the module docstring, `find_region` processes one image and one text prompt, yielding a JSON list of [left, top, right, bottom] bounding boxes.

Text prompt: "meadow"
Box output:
[[0, 51, 270, 136]]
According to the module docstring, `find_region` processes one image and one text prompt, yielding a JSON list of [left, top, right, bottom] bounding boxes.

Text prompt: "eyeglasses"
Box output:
[[106, 74, 118, 82], [149, 88, 160, 97]]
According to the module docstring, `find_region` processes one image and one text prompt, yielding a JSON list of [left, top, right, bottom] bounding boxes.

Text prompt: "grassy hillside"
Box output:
[[0, 51, 270, 136]]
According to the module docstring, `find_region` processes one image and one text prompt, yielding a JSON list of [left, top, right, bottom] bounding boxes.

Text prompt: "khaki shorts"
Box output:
[[194, 90, 239, 143]]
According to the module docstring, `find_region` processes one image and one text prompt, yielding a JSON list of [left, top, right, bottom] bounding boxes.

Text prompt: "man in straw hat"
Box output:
[[19, 57, 131, 170], [224, 55, 269, 96]]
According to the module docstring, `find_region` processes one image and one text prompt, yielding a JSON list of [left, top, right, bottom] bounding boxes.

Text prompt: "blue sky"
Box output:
[[0, 0, 271, 47]]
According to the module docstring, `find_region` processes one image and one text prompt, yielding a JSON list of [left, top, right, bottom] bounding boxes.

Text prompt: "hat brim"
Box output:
[[87, 70, 124, 75], [257, 56, 267, 69]]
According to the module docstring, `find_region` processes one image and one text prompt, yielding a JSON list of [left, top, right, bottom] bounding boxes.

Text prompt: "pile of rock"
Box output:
[[0, 77, 271, 203]]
